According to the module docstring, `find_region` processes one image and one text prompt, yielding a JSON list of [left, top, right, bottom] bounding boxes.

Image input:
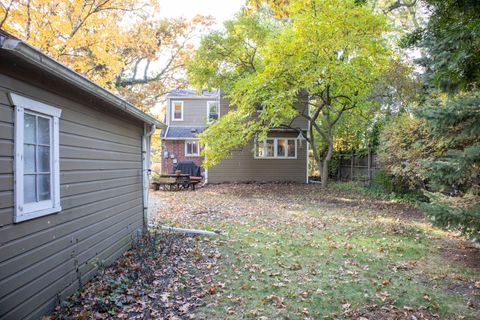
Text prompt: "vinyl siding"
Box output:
[[208, 131, 308, 184], [0, 73, 144, 320], [167, 98, 216, 126]]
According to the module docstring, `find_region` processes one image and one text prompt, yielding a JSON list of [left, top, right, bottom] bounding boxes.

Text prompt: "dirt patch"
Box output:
[[441, 237, 480, 271]]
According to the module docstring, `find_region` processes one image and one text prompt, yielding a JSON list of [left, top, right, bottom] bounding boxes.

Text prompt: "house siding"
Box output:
[[167, 98, 218, 126], [162, 95, 309, 183], [208, 131, 308, 184], [0, 73, 144, 320]]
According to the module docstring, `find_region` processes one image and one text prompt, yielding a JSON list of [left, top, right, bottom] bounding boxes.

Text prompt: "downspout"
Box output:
[[142, 123, 156, 236]]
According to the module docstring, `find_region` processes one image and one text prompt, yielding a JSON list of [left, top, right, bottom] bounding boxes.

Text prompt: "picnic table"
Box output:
[[152, 173, 202, 191]]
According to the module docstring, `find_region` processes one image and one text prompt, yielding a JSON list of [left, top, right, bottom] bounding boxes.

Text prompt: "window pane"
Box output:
[[24, 144, 36, 173], [256, 140, 264, 157], [287, 140, 296, 157], [38, 174, 51, 201], [37, 117, 50, 145], [24, 174, 36, 203], [208, 103, 218, 121], [266, 139, 274, 157], [174, 103, 182, 119], [209, 102, 218, 113], [277, 139, 286, 157], [186, 141, 198, 155], [24, 114, 36, 144], [38, 146, 50, 172]]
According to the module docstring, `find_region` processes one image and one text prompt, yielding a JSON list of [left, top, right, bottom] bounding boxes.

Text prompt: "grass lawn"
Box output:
[[152, 183, 480, 319]]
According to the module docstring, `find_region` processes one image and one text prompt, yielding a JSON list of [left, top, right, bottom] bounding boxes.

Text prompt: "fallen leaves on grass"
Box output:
[[46, 233, 220, 319]]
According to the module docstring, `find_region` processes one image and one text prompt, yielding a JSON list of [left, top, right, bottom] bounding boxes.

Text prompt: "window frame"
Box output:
[[171, 100, 184, 121], [11, 93, 62, 223], [184, 139, 201, 157], [254, 137, 297, 159], [206, 101, 219, 123]]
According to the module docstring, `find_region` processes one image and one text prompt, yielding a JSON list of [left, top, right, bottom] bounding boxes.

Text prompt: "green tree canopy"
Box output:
[[188, 0, 391, 186]]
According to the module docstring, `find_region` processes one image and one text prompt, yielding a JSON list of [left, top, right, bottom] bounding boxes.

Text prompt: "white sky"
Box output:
[[158, 0, 245, 25]]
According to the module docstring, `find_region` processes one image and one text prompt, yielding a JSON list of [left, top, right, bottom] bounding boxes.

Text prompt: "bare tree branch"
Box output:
[[0, 0, 16, 29]]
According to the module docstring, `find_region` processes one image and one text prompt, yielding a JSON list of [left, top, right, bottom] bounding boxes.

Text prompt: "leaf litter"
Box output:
[[45, 233, 221, 319], [47, 183, 480, 319]]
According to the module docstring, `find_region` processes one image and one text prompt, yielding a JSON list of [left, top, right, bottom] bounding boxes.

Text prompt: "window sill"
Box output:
[[254, 157, 298, 160], [15, 206, 62, 223]]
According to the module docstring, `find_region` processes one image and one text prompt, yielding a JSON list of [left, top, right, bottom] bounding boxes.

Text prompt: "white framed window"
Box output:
[[185, 140, 201, 156], [255, 137, 297, 159], [11, 93, 62, 223], [171, 101, 183, 121], [207, 101, 219, 123]]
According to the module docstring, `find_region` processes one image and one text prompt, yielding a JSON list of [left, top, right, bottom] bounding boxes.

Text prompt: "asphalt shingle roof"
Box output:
[[166, 89, 219, 97], [163, 126, 205, 139]]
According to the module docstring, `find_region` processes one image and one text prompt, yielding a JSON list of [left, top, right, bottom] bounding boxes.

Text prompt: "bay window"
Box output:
[[255, 138, 297, 159], [11, 93, 61, 222]]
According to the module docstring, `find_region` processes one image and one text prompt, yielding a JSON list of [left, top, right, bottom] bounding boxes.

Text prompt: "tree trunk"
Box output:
[[321, 139, 334, 188]]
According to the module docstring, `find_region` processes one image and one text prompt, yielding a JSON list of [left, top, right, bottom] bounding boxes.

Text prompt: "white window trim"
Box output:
[[11, 93, 62, 223], [254, 137, 297, 159], [185, 139, 201, 157], [171, 100, 184, 121], [206, 101, 219, 124]]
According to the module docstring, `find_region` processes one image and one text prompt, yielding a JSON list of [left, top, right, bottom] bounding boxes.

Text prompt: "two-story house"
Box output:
[[161, 89, 309, 183]]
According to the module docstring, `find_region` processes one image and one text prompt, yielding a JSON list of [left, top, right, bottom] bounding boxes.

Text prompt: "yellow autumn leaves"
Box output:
[[0, 0, 213, 109]]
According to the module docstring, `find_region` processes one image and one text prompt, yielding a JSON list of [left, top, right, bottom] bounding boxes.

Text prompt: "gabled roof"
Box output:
[[166, 89, 219, 99], [162, 126, 205, 139], [0, 30, 164, 129]]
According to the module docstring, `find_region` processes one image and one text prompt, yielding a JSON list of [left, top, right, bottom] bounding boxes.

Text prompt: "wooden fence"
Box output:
[[336, 151, 380, 185]]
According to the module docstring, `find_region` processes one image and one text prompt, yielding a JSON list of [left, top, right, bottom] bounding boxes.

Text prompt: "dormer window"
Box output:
[[172, 101, 183, 121], [207, 101, 219, 123]]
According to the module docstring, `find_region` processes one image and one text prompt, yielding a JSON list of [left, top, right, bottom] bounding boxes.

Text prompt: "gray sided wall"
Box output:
[[207, 131, 308, 184], [0, 74, 144, 319], [167, 97, 217, 126]]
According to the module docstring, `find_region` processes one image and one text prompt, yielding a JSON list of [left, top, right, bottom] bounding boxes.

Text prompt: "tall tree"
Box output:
[[0, 0, 213, 110], [189, 0, 390, 187], [378, 0, 480, 238]]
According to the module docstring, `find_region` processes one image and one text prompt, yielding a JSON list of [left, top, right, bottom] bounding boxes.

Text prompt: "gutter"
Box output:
[[1, 38, 165, 129]]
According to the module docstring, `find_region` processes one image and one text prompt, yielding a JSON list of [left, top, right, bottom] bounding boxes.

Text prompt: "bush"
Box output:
[[421, 192, 480, 240], [378, 113, 443, 191]]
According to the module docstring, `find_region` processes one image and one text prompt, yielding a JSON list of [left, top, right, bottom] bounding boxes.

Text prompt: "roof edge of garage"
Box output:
[[0, 32, 165, 129]]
